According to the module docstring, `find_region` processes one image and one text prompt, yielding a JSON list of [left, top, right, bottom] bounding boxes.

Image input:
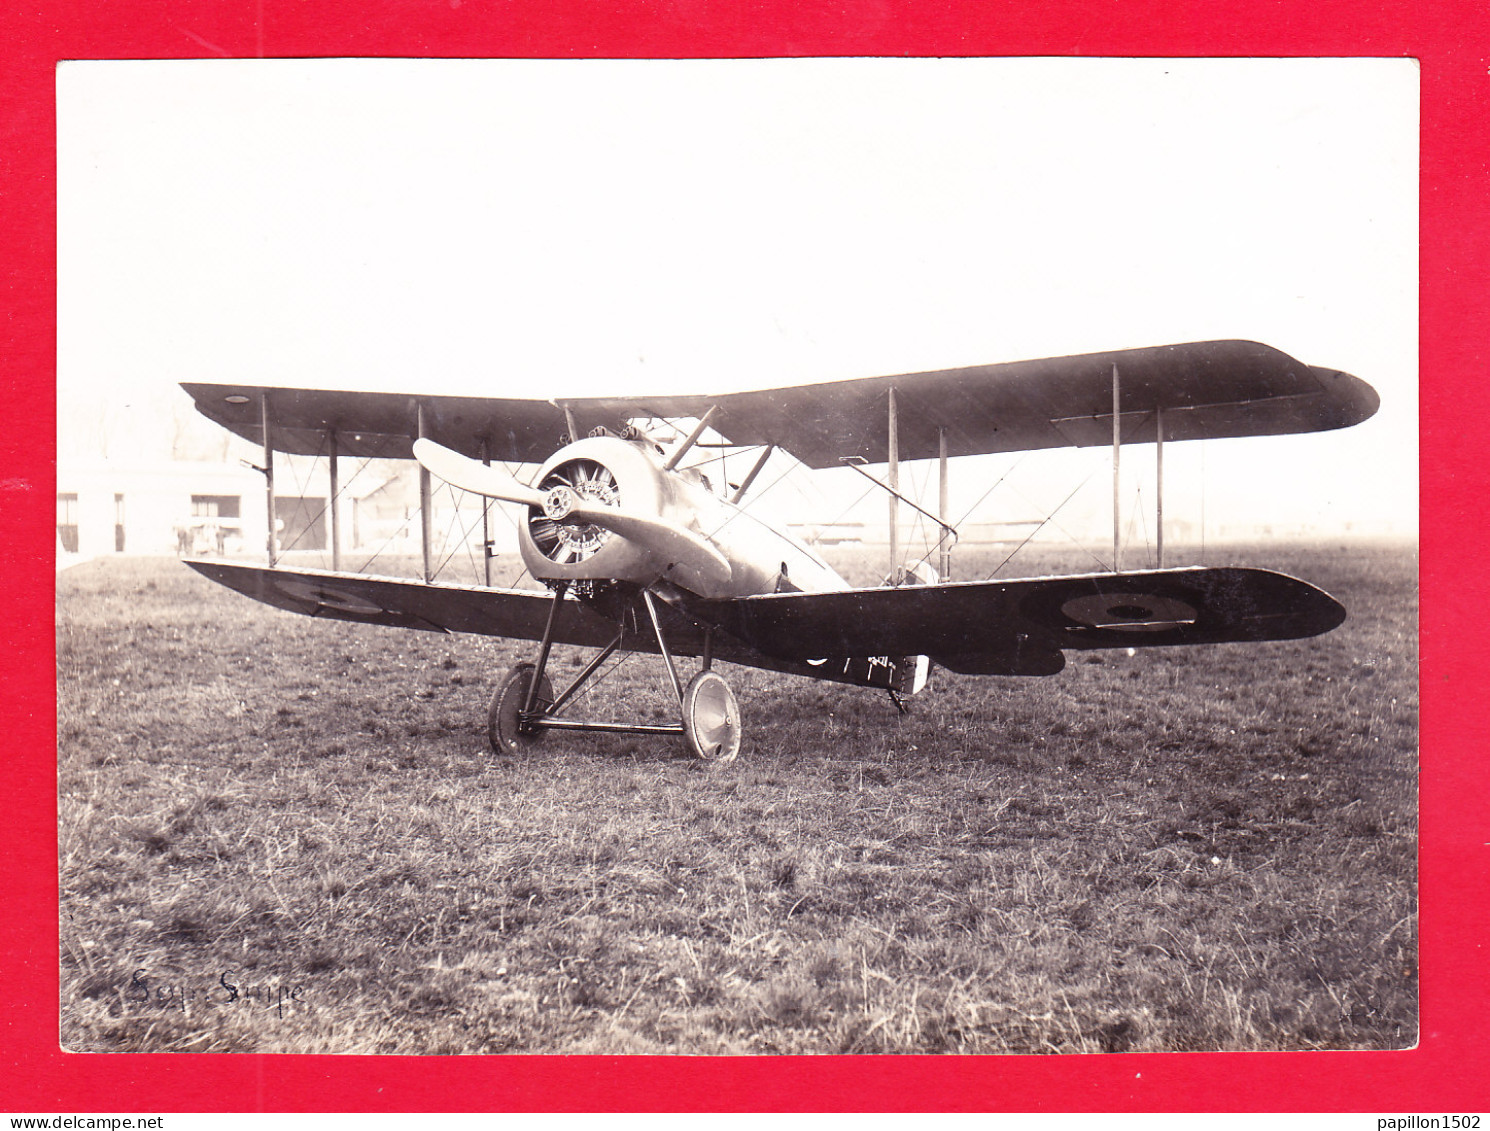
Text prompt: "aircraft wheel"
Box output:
[[681, 670, 741, 763], [489, 662, 553, 756]]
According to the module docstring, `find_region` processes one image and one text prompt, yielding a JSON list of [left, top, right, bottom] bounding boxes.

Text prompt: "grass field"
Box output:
[[57, 540, 1417, 1054]]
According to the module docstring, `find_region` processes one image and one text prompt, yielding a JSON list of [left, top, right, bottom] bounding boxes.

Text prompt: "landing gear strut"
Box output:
[[487, 582, 741, 763]]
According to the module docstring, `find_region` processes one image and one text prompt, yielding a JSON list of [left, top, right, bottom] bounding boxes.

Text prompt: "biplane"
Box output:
[[181, 339, 1379, 763]]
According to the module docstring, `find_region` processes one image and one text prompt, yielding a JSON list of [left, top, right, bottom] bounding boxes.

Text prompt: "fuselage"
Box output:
[[516, 434, 849, 600]]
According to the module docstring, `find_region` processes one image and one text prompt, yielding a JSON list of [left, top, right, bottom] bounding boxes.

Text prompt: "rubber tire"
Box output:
[[681, 670, 742, 763], [489, 662, 554, 756]]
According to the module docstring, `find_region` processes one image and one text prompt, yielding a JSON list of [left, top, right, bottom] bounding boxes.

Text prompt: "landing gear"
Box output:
[[682, 670, 741, 763], [488, 582, 742, 762], [489, 662, 553, 755]]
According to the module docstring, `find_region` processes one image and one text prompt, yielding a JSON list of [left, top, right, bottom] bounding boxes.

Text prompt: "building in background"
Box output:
[[55, 456, 519, 570], [57, 459, 270, 561], [55, 458, 360, 563]]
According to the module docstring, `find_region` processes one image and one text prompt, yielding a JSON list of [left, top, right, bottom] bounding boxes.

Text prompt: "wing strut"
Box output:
[[262, 393, 278, 567], [729, 445, 775, 505], [329, 428, 341, 572], [1112, 363, 1121, 573], [1110, 370, 1167, 571], [888, 387, 900, 582], [663, 406, 720, 472], [938, 426, 951, 581], [1156, 405, 1165, 568], [479, 437, 494, 587], [417, 403, 433, 583], [1110, 366, 1170, 571]]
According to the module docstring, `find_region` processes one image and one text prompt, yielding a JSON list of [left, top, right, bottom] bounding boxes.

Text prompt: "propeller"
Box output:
[[413, 438, 732, 589], [412, 438, 545, 509]]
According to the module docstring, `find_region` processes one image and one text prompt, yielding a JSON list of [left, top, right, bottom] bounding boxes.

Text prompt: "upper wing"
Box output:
[[178, 385, 569, 462], [687, 566, 1347, 674], [585, 340, 1379, 468], [181, 340, 1377, 469]]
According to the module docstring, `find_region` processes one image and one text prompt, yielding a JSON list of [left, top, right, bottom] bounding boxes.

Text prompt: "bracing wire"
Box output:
[[896, 458, 934, 579], [1130, 483, 1152, 569], [359, 509, 418, 575], [432, 480, 490, 583], [270, 440, 381, 568], [1200, 440, 1207, 565], [805, 479, 880, 548], [951, 452, 1030, 532], [455, 490, 482, 584], [275, 434, 329, 556], [984, 459, 1112, 578], [695, 448, 803, 546], [550, 639, 640, 716], [428, 469, 551, 588], [475, 455, 541, 589]]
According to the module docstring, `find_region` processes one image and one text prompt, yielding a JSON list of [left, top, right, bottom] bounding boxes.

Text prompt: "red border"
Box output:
[[8, 0, 1485, 1113]]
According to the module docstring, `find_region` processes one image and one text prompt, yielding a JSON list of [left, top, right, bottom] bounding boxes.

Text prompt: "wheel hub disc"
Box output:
[[683, 670, 741, 763]]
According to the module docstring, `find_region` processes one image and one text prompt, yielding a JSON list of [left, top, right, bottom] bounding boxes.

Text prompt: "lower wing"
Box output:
[[687, 566, 1346, 675], [186, 561, 1342, 686], [183, 561, 927, 691]]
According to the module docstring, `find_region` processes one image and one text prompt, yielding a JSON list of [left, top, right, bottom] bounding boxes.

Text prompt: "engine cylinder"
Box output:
[[518, 436, 666, 584]]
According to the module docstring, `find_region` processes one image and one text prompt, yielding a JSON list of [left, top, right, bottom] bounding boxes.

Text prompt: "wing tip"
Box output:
[[1309, 366, 1382, 429]]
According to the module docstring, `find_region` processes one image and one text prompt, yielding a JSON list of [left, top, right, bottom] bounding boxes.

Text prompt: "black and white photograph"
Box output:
[[56, 57, 1418, 1054]]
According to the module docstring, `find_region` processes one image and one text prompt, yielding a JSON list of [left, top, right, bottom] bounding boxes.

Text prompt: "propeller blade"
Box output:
[[570, 503, 733, 591], [412, 439, 545, 508]]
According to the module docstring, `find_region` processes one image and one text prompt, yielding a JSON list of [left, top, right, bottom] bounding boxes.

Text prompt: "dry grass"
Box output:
[[57, 540, 1417, 1053]]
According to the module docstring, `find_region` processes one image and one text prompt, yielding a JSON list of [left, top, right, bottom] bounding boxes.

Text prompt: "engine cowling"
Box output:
[[515, 432, 852, 599], [518, 435, 669, 584]]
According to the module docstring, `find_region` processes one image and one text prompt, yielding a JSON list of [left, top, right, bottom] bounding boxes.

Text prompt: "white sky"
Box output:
[[57, 57, 1418, 545]]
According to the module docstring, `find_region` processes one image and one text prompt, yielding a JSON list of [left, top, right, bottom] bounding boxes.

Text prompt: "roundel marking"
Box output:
[[275, 577, 387, 616], [1060, 591, 1199, 633]]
